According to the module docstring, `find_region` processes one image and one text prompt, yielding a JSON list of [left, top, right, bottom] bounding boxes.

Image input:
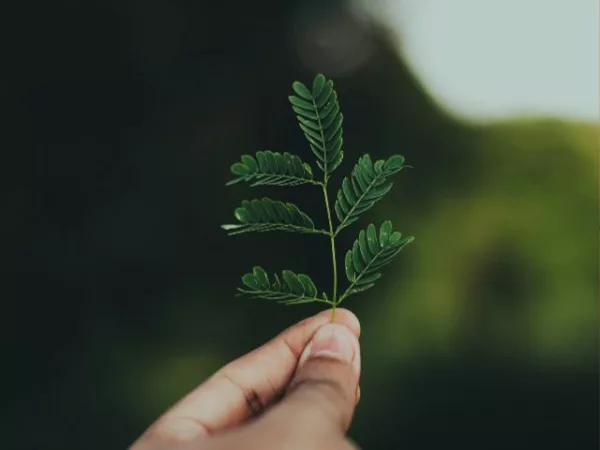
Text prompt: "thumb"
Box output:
[[262, 322, 361, 435]]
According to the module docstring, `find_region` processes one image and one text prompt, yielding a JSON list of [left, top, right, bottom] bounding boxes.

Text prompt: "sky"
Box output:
[[359, 0, 598, 122]]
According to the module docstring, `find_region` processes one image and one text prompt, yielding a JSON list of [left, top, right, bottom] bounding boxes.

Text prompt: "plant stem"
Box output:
[[322, 182, 338, 323], [313, 87, 337, 323]]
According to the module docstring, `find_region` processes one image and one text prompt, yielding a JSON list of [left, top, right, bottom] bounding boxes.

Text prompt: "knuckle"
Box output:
[[290, 378, 349, 405], [290, 358, 357, 402], [214, 370, 267, 416], [282, 359, 359, 432]]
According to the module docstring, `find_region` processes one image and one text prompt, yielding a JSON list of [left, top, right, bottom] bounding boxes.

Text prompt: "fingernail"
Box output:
[[300, 324, 356, 365]]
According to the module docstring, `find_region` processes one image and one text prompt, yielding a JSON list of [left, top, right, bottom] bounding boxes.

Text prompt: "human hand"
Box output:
[[130, 308, 362, 450]]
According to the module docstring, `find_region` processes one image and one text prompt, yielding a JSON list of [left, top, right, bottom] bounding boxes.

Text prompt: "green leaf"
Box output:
[[342, 178, 357, 204], [298, 274, 317, 297], [231, 162, 251, 176], [222, 197, 325, 236], [349, 283, 375, 295], [282, 270, 304, 295], [291, 155, 306, 176], [264, 151, 278, 172], [316, 81, 334, 108], [366, 223, 379, 253], [312, 74, 326, 98], [234, 207, 250, 223], [345, 251, 355, 281], [241, 155, 258, 172], [320, 96, 338, 121], [379, 220, 392, 247], [358, 230, 371, 264], [288, 96, 313, 110], [292, 81, 312, 100], [256, 152, 268, 172], [226, 151, 316, 187], [303, 163, 313, 177], [334, 154, 408, 233], [253, 266, 269, 289], [384, 155, 405, 172], [340, 222, 414, 299], [357, 272, 381, 285], [237, 267, 326, 305], [289, 74, 344, 176], [299, 123, 322, 142], [352, 241, 365, 272], [389, 231, 403, 246], [242, 273, 260, 290], [297, 116, 320, 132], [293, 106, 318, 120]]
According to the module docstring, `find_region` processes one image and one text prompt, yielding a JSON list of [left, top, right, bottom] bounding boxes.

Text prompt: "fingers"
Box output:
[[257, 322, 361, 438], [133, 308, 360, 446]]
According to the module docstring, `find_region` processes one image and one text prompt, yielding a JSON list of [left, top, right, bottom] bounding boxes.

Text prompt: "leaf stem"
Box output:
[[322, 182, 338, 322], [236, 290, 335, 306], [224, 224, 331, 236], [311, 87, 338, 322]]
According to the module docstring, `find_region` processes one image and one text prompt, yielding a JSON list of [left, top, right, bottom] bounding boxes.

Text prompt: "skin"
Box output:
[[130, 308, 362, 450]]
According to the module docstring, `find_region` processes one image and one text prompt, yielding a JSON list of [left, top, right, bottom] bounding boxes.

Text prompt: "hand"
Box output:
[[130, 308, 362, 450]]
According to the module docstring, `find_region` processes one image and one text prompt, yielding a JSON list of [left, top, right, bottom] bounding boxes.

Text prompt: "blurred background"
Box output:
[[4, 0, 598, 448]]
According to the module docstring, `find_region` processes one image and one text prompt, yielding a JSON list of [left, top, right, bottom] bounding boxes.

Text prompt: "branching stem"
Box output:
[[322, 182, 338, 322], [225, 75, 414, 320]]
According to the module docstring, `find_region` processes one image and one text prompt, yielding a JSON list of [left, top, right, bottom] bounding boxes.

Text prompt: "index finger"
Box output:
[[137, 308, 360, 444]]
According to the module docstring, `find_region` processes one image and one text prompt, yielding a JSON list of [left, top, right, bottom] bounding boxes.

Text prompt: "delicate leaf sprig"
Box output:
[[222, 74, 414, 322], [289, 76, 344, 177], [341, 221, 414, 301], [335, 154, 406, 234], [237, 267, 331, 305], [222, 198, 326, 236], [227, 151, 317, 187]]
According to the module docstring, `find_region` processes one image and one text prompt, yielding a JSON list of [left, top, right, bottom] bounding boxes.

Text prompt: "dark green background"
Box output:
[[5, 0, 598, 449]]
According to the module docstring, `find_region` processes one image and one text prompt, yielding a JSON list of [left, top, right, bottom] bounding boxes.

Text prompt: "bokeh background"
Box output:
[[5, 0, 598, 449]]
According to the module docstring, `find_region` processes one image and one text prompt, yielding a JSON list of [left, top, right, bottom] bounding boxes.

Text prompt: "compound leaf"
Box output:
[[222, 197, 325, 236], [341, 221, 414, 298], [226, 151, 316, 187], [288, 74, 344, 176], [237, 267, 326, 305], [223, 74, 416, 312], [334, 154, 407, 233]]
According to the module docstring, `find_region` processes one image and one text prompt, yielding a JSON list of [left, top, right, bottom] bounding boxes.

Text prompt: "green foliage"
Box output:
[[342, 222, 414, 300], [238, 266, 328, 305], [222, 74, 414, 320], [226, 151, 315, 187], [289, 74, 344, 177], [222, 197, 322, 235], [335, 154, 407, 233]]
